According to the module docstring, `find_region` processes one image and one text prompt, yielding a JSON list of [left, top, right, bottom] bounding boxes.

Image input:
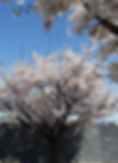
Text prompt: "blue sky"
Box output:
[[0, 1, 90, 68]]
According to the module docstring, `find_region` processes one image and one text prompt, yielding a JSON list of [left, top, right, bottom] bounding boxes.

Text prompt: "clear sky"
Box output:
[[0, 1, 90, 68]]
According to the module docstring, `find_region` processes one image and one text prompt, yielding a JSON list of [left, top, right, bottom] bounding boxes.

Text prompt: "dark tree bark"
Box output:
[[0, 123, 83, 163], [84, 2, 118, 35]]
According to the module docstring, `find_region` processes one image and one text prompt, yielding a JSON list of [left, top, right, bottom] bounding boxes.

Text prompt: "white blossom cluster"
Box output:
[[0, 50, 116, 127], [34, 0, 118, 83]]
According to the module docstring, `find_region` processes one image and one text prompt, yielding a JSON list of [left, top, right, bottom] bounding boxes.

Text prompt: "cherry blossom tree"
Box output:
[[0, 50, 117, 163], [0, 1, 118, 162]]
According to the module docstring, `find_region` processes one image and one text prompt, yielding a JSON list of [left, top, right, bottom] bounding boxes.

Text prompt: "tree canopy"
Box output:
[[0, 51, 116, 127]]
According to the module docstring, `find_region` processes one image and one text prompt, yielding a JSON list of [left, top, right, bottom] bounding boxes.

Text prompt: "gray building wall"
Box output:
[[79, 123, 118, 163]]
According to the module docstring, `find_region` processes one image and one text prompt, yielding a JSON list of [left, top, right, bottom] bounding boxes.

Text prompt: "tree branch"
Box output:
[[84, 2, 118, 35]]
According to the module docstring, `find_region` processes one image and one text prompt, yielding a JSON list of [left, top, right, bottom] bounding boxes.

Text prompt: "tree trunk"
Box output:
[[0, 123, 83, 163]]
